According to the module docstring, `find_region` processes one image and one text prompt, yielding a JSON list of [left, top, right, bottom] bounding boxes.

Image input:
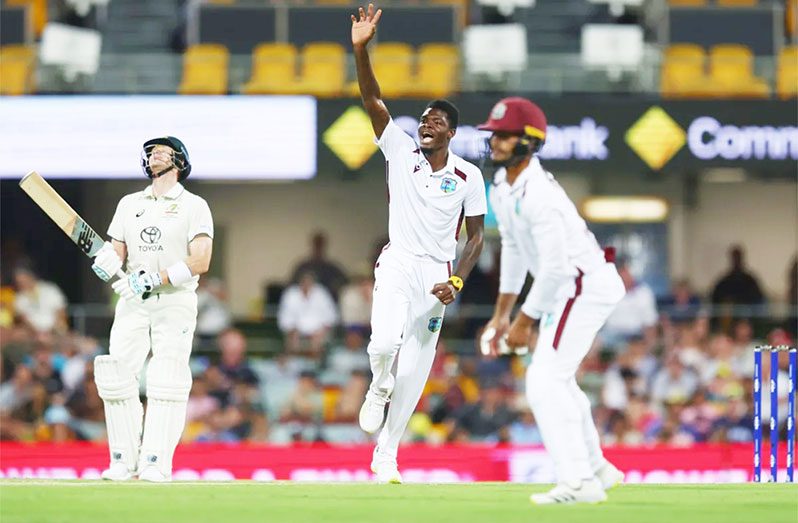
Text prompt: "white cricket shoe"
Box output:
[[359, 391, 388, 434], [138, 465, 171, 483], [530, 478, 607, 505], [101, 462, 135, 481], [371, 461, 402, 484], [595, 461, 624, 490]]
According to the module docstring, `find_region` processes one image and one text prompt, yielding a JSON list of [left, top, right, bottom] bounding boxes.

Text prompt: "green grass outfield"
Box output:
[[1, 481, 796, 523]]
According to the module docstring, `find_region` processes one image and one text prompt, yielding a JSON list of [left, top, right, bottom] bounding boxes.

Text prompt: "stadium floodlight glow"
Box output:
[[581, 196, 669, 223]]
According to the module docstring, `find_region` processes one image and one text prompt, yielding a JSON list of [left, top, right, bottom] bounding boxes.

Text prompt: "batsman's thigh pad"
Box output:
[[95, 355, 139, 400]]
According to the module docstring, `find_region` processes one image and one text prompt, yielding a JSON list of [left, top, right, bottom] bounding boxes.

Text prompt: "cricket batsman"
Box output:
[[90, 136, 213, 482], [479, 98, 625, 504]]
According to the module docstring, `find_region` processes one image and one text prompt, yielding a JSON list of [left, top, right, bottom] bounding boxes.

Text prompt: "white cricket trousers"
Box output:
[[526, 262, 625, 484], [368, 246, 449, 464], [107, 291, 197, 475]]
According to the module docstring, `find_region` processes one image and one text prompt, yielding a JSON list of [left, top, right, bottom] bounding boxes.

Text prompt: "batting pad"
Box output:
[[94, 355, 143, 471], [140, 356, 192, 476]]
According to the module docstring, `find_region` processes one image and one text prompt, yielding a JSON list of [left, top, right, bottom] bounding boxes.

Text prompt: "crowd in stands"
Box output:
[[1, 235, 796, 451]]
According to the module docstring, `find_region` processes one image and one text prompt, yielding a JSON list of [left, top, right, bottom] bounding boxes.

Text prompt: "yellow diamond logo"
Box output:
[[625, 107, 686, 171], [323, 106, 379, 170]]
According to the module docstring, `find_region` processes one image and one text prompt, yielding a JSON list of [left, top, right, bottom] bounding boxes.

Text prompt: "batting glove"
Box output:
[[91, 242, 123, 282], [112, 270, 162, 300]]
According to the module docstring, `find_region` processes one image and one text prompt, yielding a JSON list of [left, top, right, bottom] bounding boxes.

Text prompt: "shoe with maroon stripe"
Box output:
[[530, 478, 607, 505]]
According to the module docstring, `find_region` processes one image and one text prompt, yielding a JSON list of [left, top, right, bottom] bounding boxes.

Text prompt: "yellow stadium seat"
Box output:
[[707, 44, 770, 98], [6, 0, 47, 37], [660, 44, 710, 98], [372, 42, 414, 98], [322, 387, 341, 422], [667, 0, 707, 6], [178, 43, 229, 95], [777, 46, 798, 99], [716, 0, 757, 5], [411, 43, 459, 98], [788, 0, 797, 38], [242, 43, 297, 94], [296, 42, 346, 98], [0, 45, 36, 95]]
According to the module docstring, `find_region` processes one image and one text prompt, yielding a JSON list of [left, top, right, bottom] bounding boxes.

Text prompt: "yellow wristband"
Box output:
[[448, 275, 464, 292]]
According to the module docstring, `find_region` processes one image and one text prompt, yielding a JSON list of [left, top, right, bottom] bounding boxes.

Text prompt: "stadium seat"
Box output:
[[0, 45, 36, 95], [707, 44, 770, 98], [6, 0, 47, 37], [322, 387, 341, 422], [667, 0, 707, 6], [296, 42, 346, 98], [716, 0, 758, 6], [372, 42, 415, 98], [411, 43, 460, 98], [242, 43, 297, 95], [776, 46, 798, 99], [660, 44, 709, 98], [178, 43, 229, 95], [788, 0, 797, 38]]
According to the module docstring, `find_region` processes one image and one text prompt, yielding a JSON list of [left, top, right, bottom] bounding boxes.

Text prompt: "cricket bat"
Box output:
[[19, 171, 125, 278]]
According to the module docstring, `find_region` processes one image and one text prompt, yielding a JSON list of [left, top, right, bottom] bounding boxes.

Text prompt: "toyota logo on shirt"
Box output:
[[140, 227, 162, 244], [138, 227, 164, 252]]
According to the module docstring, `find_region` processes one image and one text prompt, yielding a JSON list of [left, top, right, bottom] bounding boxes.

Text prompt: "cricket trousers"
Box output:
[[99, 291, 197, 476], [526, 261, 625, 484], [367, 246, 449, 464]]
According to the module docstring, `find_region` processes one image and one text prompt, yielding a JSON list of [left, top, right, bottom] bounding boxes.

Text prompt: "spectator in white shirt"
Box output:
[[13, 266, 67, 334], [278, 272, 337, 356], [196, 278, 233, 346], [601, 261, 658, 350], [338, 273, 373, 332]]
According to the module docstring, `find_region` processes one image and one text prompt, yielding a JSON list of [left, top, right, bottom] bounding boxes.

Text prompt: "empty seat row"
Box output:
[[179, 42, 460, 98], [661, 44, 797, 99]]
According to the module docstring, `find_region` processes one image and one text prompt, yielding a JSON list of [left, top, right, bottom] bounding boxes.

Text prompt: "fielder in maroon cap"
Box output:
[[478, 97, 628, 505]]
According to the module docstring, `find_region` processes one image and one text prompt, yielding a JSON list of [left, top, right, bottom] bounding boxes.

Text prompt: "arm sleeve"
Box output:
[[463, 171, 488, 217], [106, 198, 126, 242], [520, 208, 573, 319], [376, 118, 416, 160], [498, 223, 526, 295], [188, 198, 214, 241]]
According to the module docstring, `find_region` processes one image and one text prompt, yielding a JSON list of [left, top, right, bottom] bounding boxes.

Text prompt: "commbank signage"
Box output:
[[318, 97, 797, 175]]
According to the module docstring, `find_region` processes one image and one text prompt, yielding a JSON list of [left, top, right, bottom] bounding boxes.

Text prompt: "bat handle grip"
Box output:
[[116, 270, 127, 280]]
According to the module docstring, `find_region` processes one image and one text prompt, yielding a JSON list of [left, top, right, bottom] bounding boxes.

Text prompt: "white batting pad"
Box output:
[[140, 356, 192, 476], [94, 355, 143, 471]]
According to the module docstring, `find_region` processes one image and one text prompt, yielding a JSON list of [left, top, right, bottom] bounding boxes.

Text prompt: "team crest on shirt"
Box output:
[[164, 203, 180, 216], [428, 316, 443, 332], [440, 178, 458, 194]]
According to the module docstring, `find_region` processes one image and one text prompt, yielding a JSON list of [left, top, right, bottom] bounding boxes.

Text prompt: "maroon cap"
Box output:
[[477, 97, 547, 140]]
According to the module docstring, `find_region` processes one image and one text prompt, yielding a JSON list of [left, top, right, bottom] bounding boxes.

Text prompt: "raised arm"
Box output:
[[351, 3, 390, 137]]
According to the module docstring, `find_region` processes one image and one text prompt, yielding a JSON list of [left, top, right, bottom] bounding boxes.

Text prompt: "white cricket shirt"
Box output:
[[108, 182, 214, 293], [490, 157, 606, 318], [377, 119, 487, 263]]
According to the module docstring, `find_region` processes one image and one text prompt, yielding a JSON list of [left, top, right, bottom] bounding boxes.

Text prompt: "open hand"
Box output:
[[351, 3, 382, 48]]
